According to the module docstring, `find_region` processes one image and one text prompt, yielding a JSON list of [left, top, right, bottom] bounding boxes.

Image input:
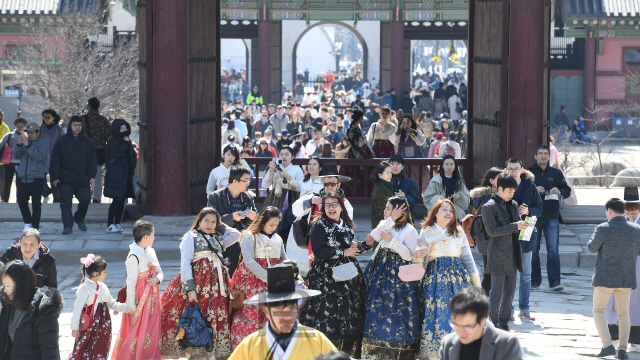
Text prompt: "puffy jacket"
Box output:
[[0, 243, 57, 288], [0, 286, 63, 359], [49, 122, 97, 188], [13, 136, 49, 183], [104, 119, 137, 200]]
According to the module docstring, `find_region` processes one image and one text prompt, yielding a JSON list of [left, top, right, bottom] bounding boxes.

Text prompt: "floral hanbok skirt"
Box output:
[[68, 303, 112, 360]]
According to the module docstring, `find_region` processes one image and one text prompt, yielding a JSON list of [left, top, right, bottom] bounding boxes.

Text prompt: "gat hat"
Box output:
[[244, 264, 321, 305], [281, 129, 289, 137], [25, 122, 40, 132], [436, 132, 444, 139], [319, 163, 351, 183], [624, 187, 640, 203], [289, 132, 305, 140]]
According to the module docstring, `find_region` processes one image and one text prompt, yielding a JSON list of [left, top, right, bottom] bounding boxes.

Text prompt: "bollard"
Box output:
[[606, 173, 610, 189]]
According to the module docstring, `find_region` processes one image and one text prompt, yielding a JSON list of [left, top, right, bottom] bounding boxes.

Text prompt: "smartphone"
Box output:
[[240, 208, 251, 216]]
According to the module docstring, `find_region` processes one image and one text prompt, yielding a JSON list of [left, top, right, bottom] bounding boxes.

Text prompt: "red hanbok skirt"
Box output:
[[68, 303, 112, 360], [160, 256, 232, 358], [229, 257, 281, 347], [372, 139, 395, 158]]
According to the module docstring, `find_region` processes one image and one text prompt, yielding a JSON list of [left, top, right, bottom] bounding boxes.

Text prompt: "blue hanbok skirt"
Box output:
[[361, 248, 422, 359], [419, 256, 472, 359]]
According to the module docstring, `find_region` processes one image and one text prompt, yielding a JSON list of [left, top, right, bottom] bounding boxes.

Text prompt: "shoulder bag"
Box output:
[[293, 203, 316, 249], [332, 261, 358, 282], [0, 141, 11, 165], [79, 283, 100, 331], [116, 254, 139, 303], [230, 234, 257, 310]]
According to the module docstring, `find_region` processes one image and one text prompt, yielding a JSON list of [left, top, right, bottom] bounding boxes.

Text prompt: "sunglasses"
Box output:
[[324, 182, 338, 187]]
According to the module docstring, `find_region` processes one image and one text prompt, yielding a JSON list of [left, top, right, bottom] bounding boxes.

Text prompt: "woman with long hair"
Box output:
[[414, 199, 481, 359], [370, 161, 395, 229], [391, 114, 431, 189], [287, 112, 304, 137], [255, 138, 274, 158], [230, 207, 288, 347], [340, 109, 374, 197], [422, 155, 469, 222], [300, 193, 374, 358], [362, 196, 422, 358], [160, 208, 242, 358]]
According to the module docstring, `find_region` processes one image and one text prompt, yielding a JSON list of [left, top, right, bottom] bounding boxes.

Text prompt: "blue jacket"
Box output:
[[391, 173, 421, 218], [104, 120, 137, 200], [13, 135, 49, 183]]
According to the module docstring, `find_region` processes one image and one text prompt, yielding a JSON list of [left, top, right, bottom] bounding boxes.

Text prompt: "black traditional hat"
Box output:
[[318, 163, 351, 183], [624, 187, 640, 203], [243, 264, 321, 305]]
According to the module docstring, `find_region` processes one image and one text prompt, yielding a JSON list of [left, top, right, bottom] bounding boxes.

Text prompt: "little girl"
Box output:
[[69, 254, 129, 359], [112, 220, 164, 360]]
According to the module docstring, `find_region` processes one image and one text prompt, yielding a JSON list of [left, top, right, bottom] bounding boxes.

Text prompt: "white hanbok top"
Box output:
[[240, 232, 288, 282], [370, 217, 420, 262], [125, 243, 164, 312], [263, 162, 304, 193], [70, 278, 129, 330]]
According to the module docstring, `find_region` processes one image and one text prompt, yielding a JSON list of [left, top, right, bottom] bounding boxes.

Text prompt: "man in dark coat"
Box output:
[[82, 97, 111, 203], [481, 173, 528, 331], [400, 90, 414, 115], [0, 228, 57, 288], [49, 116, 97, 234], [527, 145, 572, 291], [207, 166, 257, 277], [588, 198, 640, 359], [504, 157, 543, 320]]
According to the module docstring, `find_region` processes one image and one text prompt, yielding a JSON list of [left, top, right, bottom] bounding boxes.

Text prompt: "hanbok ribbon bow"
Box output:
[[81, 254, 95, 268]]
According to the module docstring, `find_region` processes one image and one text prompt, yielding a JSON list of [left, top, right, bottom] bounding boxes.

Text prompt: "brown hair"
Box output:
[[321, 192, 355, 228], [133, 220, 154, 244], [625, 203, 640, 212], [421, 198, 460, 237], [387, 195, 413, 231], [190, 207, 221, 232], [246, 206, 282, 235]]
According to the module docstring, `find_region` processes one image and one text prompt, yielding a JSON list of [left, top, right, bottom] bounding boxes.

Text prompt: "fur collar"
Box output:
[[470, 186, 495, 199], [522, 170, 535, 182]]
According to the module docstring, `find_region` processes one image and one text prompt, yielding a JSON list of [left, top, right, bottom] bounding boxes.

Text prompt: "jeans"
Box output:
[[17, 179, 44, 229], [593, 287, 631, 350], [531, 218, 561, 287], [489, 272, 517, 327], [93, 164, 104, 202], [59, 184, 91, 229], [558, 124, 568, 143], [519, 251, 533, 310]]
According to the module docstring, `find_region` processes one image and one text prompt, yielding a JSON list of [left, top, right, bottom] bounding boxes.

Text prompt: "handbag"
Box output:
[[398, 264, 426, 282], [229, 235, 258, 310], [177, 303, 213, 350], [332, 262, 358, 282], [79, 284, 100, 331], [115, 254, 139, 303], [293, 208, 313, 249], [455, 98, 464, 114], [101, 158, 116, 177], [0, 142, 11, 165]]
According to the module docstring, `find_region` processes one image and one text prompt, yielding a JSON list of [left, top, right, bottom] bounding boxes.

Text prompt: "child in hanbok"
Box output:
[[230, 206, 288, 347], [362, 196, 422, 359], [112, 220, 164, 360], [414, 198, 481, 360], [69, 255, 129, 360]]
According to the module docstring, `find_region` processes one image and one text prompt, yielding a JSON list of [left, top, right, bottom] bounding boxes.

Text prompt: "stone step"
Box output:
[[560, 204, 607, 224]]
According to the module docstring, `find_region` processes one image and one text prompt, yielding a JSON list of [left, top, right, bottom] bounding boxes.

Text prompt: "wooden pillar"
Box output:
[[390, 21, 404, 94], [379, 22, 391, 93], [583, 35, 596, 127], [270, 21, 282, 104], [258, 20, 271, 104]]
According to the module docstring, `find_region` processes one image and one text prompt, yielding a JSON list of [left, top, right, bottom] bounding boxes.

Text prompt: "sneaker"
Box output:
[[62, 227, 73, 234], [595, 345, 616, 358], [76, 222, 87, 231], [115, 224, 124, 232], [23, 223, 32, 229], [550, 283, 564, 291], [518, 310, 535, 320], [106, 224, 119, 233], [43, 195, 50, 203], [498, 325, 510, 332], [619, 350, 628, 359], [531, 284, 540, 290]]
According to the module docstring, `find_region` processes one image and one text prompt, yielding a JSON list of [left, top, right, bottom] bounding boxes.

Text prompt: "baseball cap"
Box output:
[[26, 122, 40, 132], [436, 132, 444, 139]]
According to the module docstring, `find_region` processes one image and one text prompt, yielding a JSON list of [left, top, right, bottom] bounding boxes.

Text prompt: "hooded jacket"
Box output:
[[39, 121, 65, 172], [13, 135, 50, 184], [0, 243, 57, 289], [0, 286, 63, 359], [48, 120, 97, 188], [104, 119, 137, 200]]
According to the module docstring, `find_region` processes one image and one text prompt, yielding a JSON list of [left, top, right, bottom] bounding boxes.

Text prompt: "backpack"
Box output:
[[470, 209, 488, 255], [177, 303, 214, 351], [443, 145, 456, 158], [434, 98, 444, 113]]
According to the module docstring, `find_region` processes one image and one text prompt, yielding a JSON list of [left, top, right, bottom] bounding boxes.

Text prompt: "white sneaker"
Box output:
[[115, 224, 123, 232], [43, 195, 50, 204], [106, 225, 119, 233], [23, 223, 32, 229]]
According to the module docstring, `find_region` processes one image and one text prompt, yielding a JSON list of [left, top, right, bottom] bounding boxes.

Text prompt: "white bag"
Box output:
[[332, 262, 358, 282]]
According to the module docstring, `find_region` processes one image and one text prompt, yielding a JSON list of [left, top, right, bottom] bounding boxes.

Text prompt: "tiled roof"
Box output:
[[0, 0, 105, 15], [563, 0, 640, 18]]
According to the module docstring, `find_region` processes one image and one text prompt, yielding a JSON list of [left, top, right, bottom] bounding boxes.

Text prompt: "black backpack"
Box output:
[[470, 210, 488, 255]]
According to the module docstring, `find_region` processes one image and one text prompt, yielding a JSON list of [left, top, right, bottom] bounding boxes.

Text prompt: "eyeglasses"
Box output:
[[506, 167, 521, 172], [449, 321, 479, 332], [324, 202, 340, 209], [262, 114, 268, 117], [238, 178, 251, 183], [536, 152, 549, 156], [324, 182, 338, 188]]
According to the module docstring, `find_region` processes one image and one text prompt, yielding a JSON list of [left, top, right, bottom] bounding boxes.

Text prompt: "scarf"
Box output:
[[320, 217, 354, 249], [378, 179, 395, 194]]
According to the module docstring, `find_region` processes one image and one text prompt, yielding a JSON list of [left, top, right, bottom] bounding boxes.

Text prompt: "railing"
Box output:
[[244, 157, 473, 204]]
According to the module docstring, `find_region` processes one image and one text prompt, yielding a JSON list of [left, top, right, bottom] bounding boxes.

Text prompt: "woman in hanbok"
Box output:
[[414, 198, 481, 360], [362, 196, 422, 359], [263, 146, 304, 240], [230, 206, 288, 347], [390, 114, 431, 191], [285, 157, 324, 275], [341, 109, 374, 197], [160, 207, 242, 359], [366, 105, 397, 158], [300, 192, 374, 358]]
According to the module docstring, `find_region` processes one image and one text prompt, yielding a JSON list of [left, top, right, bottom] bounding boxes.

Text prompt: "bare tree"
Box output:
[[6, 12, 138, 123], [582, 98, 616, 186]]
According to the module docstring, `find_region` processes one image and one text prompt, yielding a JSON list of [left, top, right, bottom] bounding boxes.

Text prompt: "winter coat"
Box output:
[[401, 96, 414, 115], [469, 186, 496, 256], [39, 122, 65, 172], [104, 119, 137, 201], [481, 195, 523, 275], [254, 120, 273, 137], [588, 216, 640, 288], [0, 131, 23, 164], [391, 174, 421, 218], [370, 182, 394, 229], [526, 163, 572, 220], [0, 286, 63, 360], [13, 136, 50, 184], [0, 243, 58, 289], [82, 109, 111, 152], [516, 170, 544, 252], [48, 122, 97, 188], [423, 173, 470, 221]]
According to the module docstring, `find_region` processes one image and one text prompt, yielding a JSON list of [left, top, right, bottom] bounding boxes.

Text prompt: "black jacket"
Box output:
[[516, 170, 544, 252], [526, 163, 572, 220], [0, 243, 57, 289], [401, 96, 414, 115], [0, 286, 63, 360], [104, 119, 137, 201], [207, 188, 257, 231], [48, 122, 97, 188]]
